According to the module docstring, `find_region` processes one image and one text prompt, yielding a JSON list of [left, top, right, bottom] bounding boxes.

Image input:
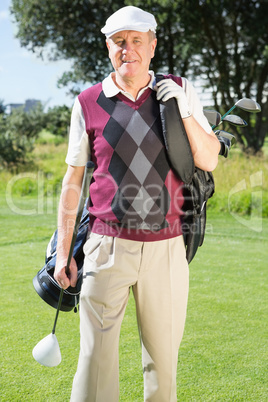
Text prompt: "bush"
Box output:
[[45, 105, 71, 137], [36, 129, 66, 145], [0, 104, 71, 169], [0, 104, 46, 168]]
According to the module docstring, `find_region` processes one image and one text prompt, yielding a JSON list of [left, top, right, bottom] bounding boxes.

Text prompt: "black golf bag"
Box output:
[[156, 73, 215, 263], [33, 202, 89, 312], [181, 168, 214, 262]]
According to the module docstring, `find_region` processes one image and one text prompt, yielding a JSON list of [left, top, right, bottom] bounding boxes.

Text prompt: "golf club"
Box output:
[[204, 109, 222, 126], [204, 110, 247, 129], [222, 114, 248, 127], [215, 130, 237, 158], [215, 130, 236, 146], [216, 135, 232, 158], [32, 161, 95, 367], [212, 97, 261, 129]]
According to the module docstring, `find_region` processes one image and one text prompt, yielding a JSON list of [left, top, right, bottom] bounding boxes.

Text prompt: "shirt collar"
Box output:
[[102, 71, 155, 101]]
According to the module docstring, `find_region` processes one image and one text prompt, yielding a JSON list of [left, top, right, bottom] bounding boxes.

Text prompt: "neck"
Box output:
[[112, 73, 151, 99]]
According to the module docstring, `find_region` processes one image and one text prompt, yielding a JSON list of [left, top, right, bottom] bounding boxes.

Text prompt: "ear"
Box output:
[[151, 39, 157, 59], [106, 39, 113, 60], [106, 39, 111, 52]]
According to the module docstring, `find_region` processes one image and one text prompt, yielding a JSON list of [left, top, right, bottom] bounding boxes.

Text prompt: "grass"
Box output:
[[0, 143, 267, 400], [210, 148, 268, 217], [178, 213, 267, 401], [36, 129, 66, 146], [1, 197, 267, 401]]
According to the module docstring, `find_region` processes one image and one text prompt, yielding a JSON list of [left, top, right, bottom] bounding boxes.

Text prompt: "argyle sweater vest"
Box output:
[[78, 79, 185, 241]]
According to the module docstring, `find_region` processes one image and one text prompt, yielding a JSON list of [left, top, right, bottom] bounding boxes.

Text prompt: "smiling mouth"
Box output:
[[122, 60, 136, 64]]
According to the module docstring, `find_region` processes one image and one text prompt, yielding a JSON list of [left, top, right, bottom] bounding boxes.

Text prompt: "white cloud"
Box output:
[[0, 10, 9, 20]]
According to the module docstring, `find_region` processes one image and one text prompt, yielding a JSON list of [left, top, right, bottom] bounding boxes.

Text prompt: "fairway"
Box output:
[[1, 194, 267, 401]]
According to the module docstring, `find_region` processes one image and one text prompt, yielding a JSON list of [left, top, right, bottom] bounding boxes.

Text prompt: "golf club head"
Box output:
[[215, 130, 236, 146], [216, 135, 231, 158], [222, 114, 248, 127], [204, 109, 222, 126], [235, 98, 261, 113], [32, 333, 61, 367]]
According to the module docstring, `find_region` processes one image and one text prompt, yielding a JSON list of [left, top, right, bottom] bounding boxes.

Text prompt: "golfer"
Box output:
[[54, 6, 220, 401]]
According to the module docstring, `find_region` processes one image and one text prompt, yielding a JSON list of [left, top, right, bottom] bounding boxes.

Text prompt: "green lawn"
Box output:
[[1, 191, 267, 401]]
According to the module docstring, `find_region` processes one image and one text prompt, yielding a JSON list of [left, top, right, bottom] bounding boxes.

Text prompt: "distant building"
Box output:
[[6, 99, 41, 114], [24, 99, 41, 112], [6, 103, 24, 113]]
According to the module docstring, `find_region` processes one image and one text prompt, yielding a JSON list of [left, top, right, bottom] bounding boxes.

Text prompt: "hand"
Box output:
[[156, 79, 191, 119], [54, 256, 78, 289]]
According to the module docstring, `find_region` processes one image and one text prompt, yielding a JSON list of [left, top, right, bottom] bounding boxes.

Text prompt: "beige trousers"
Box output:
[[70, 234, 189, 402]]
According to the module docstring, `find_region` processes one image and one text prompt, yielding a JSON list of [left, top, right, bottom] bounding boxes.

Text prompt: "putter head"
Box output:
[[235, 98, 261, 113], [222, 114, 248, 127], [204, 109, 222, 126]]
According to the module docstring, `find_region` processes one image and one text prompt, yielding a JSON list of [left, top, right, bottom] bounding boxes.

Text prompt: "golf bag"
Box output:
[[156, 74, 215, 262], [181, 168, 214, 262], [33, 202, 89, 312]]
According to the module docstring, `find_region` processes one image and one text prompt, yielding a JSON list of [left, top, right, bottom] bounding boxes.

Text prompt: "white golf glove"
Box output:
[[156, 79, 191, 119]]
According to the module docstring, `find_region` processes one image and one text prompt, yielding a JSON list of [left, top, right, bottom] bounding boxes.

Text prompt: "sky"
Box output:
[[0, 0, 75, 109]]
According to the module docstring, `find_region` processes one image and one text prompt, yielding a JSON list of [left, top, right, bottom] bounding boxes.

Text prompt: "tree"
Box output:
[[0, 99, 6, 114], [10, 0, 194, 89], [179, 0, 268, 154], [11, 0, 268, 153], [45, 105, 71, 136], [0, 104, 44, 168]]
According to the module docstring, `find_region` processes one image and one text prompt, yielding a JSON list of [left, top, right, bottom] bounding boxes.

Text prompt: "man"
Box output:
[[54, 6, 220, 402]]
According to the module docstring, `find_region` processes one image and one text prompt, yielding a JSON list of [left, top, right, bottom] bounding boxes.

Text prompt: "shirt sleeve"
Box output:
[[181, 77, 212, 134], [65, 97, 90, 166]]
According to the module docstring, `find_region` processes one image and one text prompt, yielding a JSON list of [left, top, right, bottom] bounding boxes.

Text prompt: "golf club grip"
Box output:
[[65, 161, 95, 273]]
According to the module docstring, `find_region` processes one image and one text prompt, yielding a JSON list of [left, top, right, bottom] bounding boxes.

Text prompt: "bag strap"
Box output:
[[155, 74, 195, 184]]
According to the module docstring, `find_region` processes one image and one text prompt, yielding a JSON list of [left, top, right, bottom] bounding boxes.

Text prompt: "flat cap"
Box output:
[[101, 6, 157, 38]]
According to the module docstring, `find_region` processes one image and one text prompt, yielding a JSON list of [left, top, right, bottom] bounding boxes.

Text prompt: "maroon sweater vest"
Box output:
[[78, 78, 184, 241]]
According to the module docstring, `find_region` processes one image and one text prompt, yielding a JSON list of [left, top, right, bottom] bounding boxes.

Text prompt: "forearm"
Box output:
[[56, 190, 78, 262], [54, 165, 85, 288], [56, 166, 84, 261], [183, 115, 220, 172]]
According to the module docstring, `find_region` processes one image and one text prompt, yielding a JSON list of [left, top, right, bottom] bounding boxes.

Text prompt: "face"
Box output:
[[106, 30, 157, 82]]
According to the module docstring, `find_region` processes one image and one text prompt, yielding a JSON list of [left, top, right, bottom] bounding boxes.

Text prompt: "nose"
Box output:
[[122, 41, 134, 53]]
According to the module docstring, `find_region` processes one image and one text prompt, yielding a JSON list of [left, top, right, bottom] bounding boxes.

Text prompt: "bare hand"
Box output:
[[54, 256, 78, 289]]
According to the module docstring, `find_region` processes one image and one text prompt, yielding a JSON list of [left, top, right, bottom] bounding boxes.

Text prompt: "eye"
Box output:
[[115, 40, 124, 46]]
